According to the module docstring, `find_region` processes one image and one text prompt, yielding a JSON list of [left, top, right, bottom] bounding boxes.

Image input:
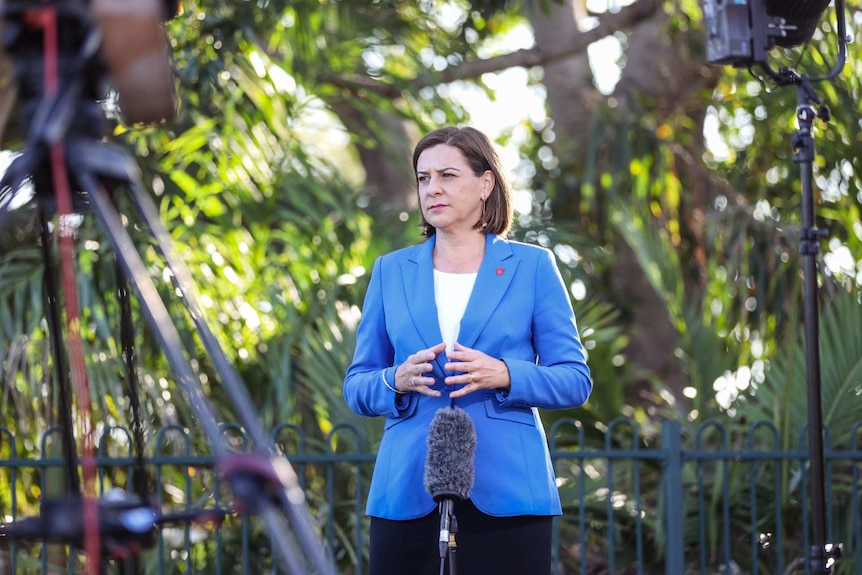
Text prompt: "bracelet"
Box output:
[[381, 369, 400, 393]]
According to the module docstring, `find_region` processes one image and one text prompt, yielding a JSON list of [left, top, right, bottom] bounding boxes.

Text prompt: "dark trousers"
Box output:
[[369, 499, 553, 575]]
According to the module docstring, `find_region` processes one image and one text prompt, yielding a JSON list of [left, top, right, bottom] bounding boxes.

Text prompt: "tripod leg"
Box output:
[[124, 177, 272, 448], [0, 151, 40, 235], [76, 169, 225, 448], [72, 162, 333, 575], [125, 177, 333, 575], [66, 138, 284, 451], [0, 192, 11, 233], [104, 152, 331, 575], [37, 206, 81, 495]]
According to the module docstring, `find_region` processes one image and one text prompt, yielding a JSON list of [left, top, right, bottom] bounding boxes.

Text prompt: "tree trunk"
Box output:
[[611, 9, 723, 407], [525, 0, 600, 152], [528, 3, 723, 408], [327, 97, 418, 224]]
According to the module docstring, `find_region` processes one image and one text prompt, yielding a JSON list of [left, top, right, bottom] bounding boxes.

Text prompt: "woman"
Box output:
[[343, 126, 592, 575]]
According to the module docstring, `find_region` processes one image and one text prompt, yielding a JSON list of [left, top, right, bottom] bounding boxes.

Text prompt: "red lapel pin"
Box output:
[[496, 267, 504, 276]]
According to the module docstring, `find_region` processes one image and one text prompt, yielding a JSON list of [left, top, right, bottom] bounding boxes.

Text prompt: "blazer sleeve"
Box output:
[[497, 247, 593, 410], [343, 257, 411, 419]]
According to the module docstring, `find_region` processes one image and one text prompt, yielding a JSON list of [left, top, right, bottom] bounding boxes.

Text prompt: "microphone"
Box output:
[[423, 407, 477, 560]]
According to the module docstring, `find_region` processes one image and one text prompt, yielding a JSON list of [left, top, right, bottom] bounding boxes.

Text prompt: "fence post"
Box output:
[[663, 420, 685, 575]]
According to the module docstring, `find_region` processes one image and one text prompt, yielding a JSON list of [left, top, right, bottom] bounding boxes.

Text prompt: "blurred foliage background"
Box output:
[[1, 0, 861, 572]]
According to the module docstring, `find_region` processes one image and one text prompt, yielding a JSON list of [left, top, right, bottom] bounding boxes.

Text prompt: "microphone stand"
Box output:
[[438, 499, 459, 575], [756, 4, 847, 572], [449, 512, 459, 575]]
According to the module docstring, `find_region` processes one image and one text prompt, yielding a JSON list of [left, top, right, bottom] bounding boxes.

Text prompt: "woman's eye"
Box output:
[[417, 176, 428, 183]]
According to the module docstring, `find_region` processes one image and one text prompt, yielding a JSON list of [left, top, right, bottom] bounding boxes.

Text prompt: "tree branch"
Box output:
[[320, 0, 659, 97], [435, 0, 658, 82]]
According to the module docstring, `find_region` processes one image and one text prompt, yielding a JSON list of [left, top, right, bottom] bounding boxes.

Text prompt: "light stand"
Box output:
[[706, 0, 850, 569], [789, 71, 839, 575], [755, 7, 848, 572]]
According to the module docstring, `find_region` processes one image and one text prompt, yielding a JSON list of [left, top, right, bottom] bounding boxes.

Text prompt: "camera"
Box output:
[[0, 0, 181, 145]]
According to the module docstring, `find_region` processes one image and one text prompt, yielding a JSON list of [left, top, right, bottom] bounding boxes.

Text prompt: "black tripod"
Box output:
[[0, 3, 335, 574], [756, 7, 848, 573]]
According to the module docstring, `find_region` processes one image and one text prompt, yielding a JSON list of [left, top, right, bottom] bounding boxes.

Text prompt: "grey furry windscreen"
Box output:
[[423, 407, 477, 502]]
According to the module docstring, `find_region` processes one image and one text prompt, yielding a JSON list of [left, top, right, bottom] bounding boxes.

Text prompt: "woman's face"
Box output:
[[416, 144, 493, 236]]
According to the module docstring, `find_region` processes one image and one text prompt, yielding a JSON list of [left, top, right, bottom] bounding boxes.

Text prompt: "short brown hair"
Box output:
[[412, 126, 512, 237]]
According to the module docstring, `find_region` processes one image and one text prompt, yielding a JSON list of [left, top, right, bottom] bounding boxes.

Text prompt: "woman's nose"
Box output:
[[426, 175, 443, 194]]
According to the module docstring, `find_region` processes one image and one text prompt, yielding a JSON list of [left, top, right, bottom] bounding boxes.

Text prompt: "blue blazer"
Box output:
[[343, 234, 592, 519]]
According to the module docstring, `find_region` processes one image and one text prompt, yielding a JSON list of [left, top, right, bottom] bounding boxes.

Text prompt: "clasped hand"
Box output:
[[394, 342, 511, 398]]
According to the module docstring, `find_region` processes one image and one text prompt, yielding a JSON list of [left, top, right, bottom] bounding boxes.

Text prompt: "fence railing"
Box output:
[[1, 419, 861, 574]]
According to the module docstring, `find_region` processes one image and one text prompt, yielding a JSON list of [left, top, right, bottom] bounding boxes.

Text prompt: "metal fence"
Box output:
[[2, 419, 861, 574]]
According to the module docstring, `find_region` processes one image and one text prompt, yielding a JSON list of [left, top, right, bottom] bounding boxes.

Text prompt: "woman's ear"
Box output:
[[482, 170, 495, 195]]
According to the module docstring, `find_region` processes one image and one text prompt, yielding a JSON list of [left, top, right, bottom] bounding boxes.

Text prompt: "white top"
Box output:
[[433, 270, 477, 353]]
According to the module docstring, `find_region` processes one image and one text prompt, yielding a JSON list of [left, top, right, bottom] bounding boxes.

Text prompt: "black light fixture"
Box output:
[[704, 0, 834, 66], [766, 0, 833, 47]]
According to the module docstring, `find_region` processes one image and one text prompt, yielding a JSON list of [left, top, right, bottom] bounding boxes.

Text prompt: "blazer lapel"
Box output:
[[401, 237, 446, 371], [458, 235, 517, 348]]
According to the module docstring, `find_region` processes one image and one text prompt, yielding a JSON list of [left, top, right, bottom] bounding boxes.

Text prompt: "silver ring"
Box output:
[[410, 376, 417, 387], [470, 374, 475, 383]]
